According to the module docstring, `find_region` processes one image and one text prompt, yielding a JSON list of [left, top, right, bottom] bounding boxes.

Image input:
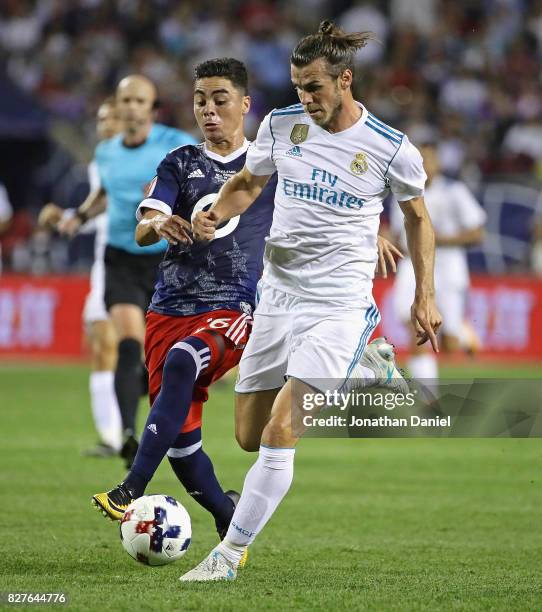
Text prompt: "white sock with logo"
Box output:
[[408, 354, 438, 381], [216, 445, 296, 566], [89, 371, 122, 450]]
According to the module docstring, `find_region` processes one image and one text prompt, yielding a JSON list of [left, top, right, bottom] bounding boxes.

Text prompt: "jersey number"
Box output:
[[193, 317, 232, 334], [191, 193, 240, 239]]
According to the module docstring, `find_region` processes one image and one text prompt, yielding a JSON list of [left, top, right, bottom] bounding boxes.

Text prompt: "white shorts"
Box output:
[[235, 282, 380, 393], [393, 259, 465, 338], [83, 257, 108, 324]]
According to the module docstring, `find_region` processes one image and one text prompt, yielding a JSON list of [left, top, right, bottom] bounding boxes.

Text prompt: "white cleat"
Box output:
[[179, 550, 237, 583], [354, 337, 410, 394]]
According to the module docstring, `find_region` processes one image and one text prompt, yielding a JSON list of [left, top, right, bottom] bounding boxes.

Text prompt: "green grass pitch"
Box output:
[[1, 363, 541, 611]]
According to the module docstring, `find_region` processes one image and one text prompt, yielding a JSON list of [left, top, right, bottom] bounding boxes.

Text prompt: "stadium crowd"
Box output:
[[1, 0, 542, 273]]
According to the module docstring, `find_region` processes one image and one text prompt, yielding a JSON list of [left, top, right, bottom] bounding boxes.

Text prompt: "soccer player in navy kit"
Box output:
[[92, 59, 275, 552]]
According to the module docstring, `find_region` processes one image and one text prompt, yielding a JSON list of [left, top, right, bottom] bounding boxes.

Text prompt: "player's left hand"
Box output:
[[411, 294, 442, 352], [376, 235, 403, 278], [152, 214, 193, 245]]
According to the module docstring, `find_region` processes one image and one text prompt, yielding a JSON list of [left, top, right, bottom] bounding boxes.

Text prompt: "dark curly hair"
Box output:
[[194, 58, 248, 94]]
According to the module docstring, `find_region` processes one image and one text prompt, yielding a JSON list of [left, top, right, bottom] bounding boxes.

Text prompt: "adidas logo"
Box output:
[[147, 423, 157, 435], [188, 168, 205, 179], [286, 146, 302, 157]]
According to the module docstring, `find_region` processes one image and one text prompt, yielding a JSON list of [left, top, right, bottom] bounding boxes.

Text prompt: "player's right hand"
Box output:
[[152, 214, 193, 245], [192, 210, 218, 242], [38, 203, 63, 230], [411, 294, 442, 353]]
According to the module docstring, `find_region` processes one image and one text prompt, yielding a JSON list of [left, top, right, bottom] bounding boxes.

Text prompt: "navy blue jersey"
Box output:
[[137, 141, 276, 316]]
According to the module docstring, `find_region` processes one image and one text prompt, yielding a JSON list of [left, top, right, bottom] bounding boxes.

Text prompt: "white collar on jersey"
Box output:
[[357, 103, 369, 125], [203, 138, 250, 163]]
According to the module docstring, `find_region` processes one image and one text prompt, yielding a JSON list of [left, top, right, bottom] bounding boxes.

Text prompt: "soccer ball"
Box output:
[[120, 495, 191, 566]]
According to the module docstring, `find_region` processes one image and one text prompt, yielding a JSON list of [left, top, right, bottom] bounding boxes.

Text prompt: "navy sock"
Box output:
[[168, 429, 234, 534], [115, 338, 142, 435], [124, 337, 209, 497], [140, 364, 149, 397]]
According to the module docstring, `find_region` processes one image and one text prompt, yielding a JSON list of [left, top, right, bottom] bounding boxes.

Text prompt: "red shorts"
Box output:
[[145, 309, 251, 434]]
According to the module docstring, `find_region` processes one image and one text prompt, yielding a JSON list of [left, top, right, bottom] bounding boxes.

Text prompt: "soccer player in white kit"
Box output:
[[183, 22, 442, 581], [38, 98, 122, 456], [391, 141, 486, 380]]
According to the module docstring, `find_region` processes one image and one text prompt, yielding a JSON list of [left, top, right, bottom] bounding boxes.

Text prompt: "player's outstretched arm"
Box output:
[[400, 196, 442, 352], [192, 166, 271, 241], [136, 209, 193, 246], [57, 187, 107, 237]]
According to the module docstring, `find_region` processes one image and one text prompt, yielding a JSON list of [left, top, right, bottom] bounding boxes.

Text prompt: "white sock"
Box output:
[[408, 354, 438, 380], [219, 445, 296, 563], [214, 539, 248, 567], [89, 371, 122, 450]]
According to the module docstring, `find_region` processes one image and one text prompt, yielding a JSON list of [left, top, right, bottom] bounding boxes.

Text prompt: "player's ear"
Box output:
[[242, 95, 251, 115], [339, 70, 352, 90]]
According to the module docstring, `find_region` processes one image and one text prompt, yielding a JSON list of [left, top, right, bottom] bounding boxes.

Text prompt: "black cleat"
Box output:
[[216, 490, 240, 540], [120, 435, 139, 469], [92, 482, 137, 521]]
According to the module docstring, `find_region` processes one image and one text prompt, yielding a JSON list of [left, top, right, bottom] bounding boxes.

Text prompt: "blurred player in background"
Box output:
[[183, 21, 441, 581], [61, 75, 196, 467], [391, 141, 486, 380], [38, 97, 123, 456]]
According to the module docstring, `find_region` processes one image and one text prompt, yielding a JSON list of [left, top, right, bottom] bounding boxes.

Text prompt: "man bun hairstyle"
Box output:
[[194, 58, 248, 94], [291, 20, 375, 77]]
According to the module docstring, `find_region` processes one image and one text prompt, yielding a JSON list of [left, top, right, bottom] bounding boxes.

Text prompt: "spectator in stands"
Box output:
[[1, 0, 542, 274]]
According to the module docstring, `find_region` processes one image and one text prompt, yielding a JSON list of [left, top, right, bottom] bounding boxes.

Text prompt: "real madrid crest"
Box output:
[[350, 151, 368, 175], [290, 124, 309, 144]]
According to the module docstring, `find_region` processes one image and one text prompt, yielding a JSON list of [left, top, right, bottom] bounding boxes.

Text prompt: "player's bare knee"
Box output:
[[234, 391, 275, 451], [235, 426, 260, 452], [262, 415, 293, 447], [97, 339, 117, 369]]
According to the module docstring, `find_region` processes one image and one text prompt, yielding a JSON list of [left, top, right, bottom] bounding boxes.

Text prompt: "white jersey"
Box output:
[[246, 103, 426, 303], [87, 160, 107, 263], [390, 174, 486, 289]]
